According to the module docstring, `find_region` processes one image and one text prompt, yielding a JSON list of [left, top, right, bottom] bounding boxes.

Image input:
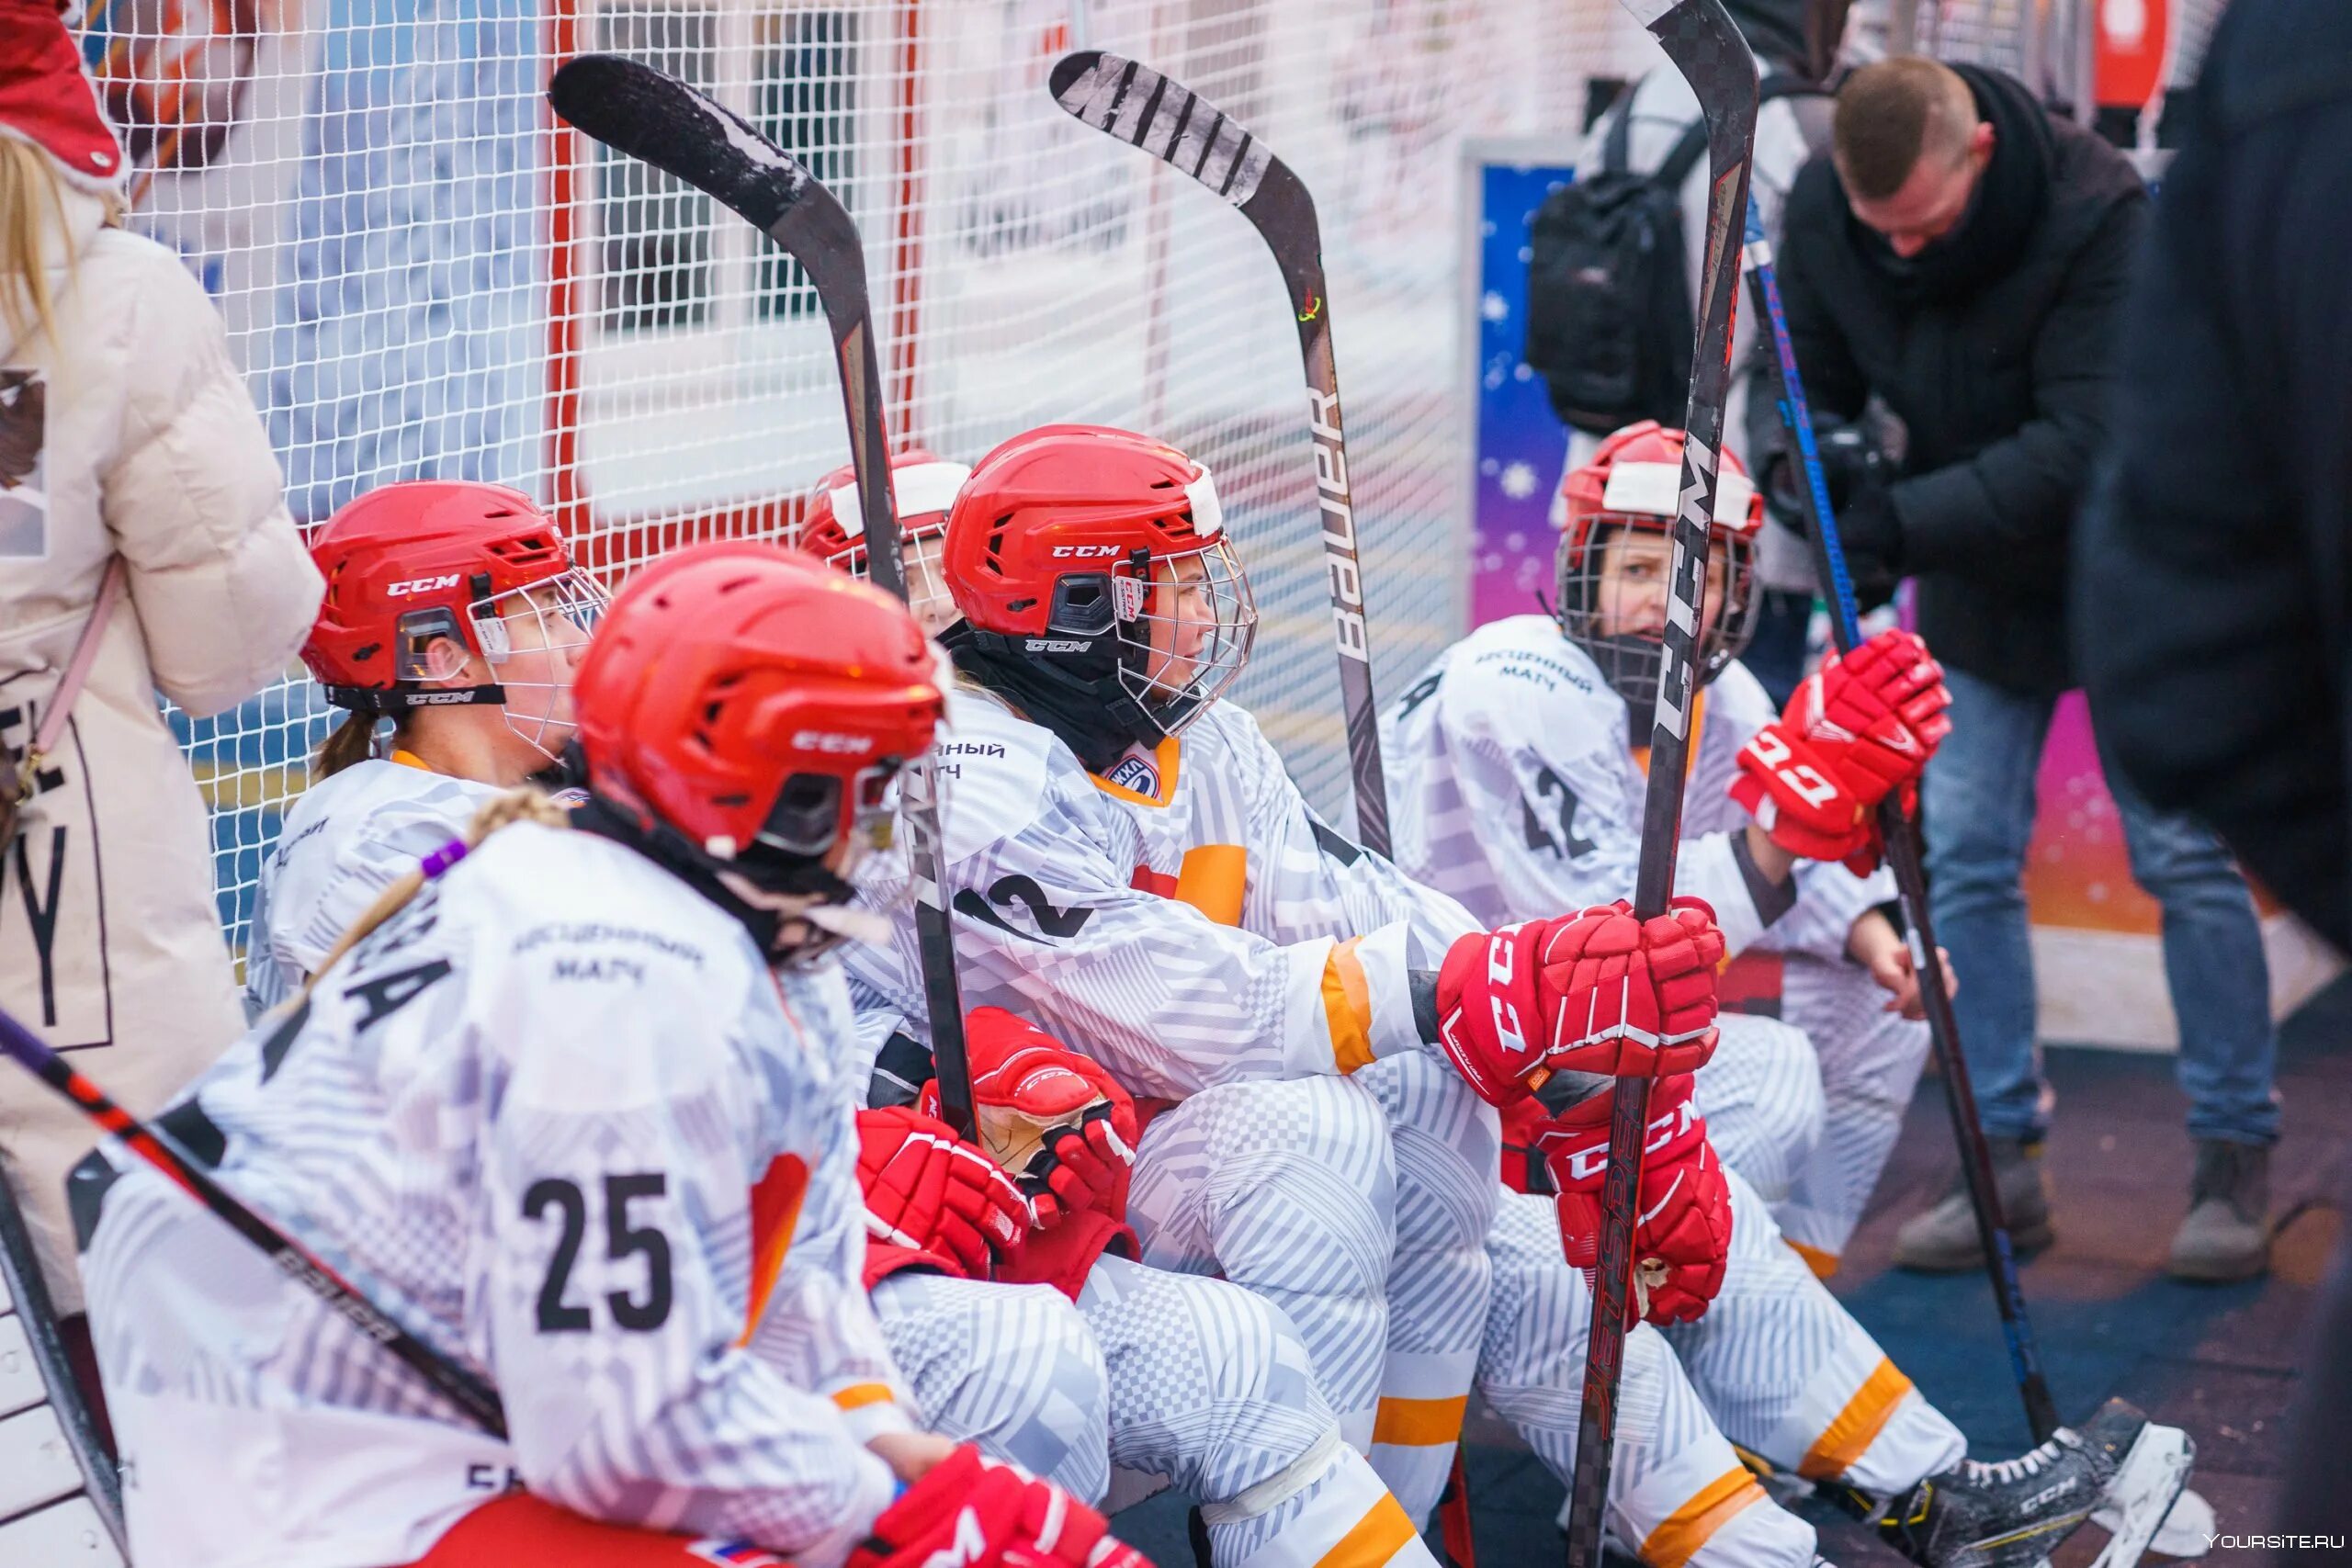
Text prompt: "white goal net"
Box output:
[[93, 0, 1651, 961]]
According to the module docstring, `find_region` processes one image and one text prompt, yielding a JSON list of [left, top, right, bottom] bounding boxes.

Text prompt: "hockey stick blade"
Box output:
[[0, 1003, 510, 1440], [2084, 1424, 2195, 1568], [550, 54, 977, 1139], [1564, 5, 1758, 1568], [1047, 51, 1394, 858]]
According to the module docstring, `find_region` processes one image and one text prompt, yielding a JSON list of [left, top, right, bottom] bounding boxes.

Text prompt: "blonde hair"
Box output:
[[0, 140, 120, 352], [295, 787, 570, 1003]]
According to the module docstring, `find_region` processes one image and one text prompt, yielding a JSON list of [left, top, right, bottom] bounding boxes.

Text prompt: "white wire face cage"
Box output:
[[1555, 519, 1759, 712], [465, 569, 611, 761], [832, 525, 956, 635], [1109, 536, 1258, 737]]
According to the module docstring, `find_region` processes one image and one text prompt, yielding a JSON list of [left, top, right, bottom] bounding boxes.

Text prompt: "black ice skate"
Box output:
[[1834, 1399, 2195, 1568]]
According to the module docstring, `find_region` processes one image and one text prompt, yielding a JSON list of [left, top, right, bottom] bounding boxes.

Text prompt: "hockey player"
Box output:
[[253, 479, 1429, 1568], [1384, 421, 1940, 1271], [1382, 420, 2201, 1558], [244, 480, 609, 1015], [74, 542, 1150, 1568], [847, 422, 2193, 1568], [808, 454, 1453, 1567]]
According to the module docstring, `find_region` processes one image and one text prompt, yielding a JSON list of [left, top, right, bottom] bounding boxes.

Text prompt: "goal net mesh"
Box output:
[[97, 0, 1647, 960]]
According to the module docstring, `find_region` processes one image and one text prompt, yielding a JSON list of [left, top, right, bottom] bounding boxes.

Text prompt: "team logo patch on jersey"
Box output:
[[1102, 751, 1160, 796], [689, 1541, 790, 1567]]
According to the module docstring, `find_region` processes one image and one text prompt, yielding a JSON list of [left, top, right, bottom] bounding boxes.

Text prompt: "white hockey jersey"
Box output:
[[843, 689, 1480, 1100], [1380, 615, 1892, 960], [243, 756, 502, 1015], [78, 822, 910, 1568]]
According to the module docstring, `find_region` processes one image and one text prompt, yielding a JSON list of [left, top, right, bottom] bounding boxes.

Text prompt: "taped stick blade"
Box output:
[[1048, 51, 1272, 208], [548, 54, 812, 236]]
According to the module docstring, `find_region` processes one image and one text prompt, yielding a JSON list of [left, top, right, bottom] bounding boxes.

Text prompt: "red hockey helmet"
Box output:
[[798, 449, 971, 633], [1552, 422, 1763, 709], [941, 423, 1255, 758], [302, 481, 607, 758], [571, 542, 942, 908]]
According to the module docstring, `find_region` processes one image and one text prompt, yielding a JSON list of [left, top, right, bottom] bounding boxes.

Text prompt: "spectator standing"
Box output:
[[1566, 0, 1843, 704], [2071, 0, 2352, 1541], [1766, 55, 2281, 1281], [0, 0, 322, 1337]]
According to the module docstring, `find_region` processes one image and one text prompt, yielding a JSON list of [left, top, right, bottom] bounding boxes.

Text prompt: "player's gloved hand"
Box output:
[[1781, 629, 1951, 807], [1728, 724, 1878, 870], [1534, 1075, 1732, 1326], [856, 1106, 1030, 1277], [1434, 897, 1726, 1107], [848, 1443, 1154, 1568], [922, 1008, 1138, 1230]]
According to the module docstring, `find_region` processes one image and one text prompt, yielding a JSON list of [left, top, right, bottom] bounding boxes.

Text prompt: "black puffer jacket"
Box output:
[[1763, 65, 2147, 695], [2075, 0, 2352, 957]]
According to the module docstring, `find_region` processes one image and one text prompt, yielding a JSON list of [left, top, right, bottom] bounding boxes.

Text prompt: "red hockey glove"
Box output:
[[1535, 1076, 1732, 1327], [848, 1444, 1153, 1568], [1434, 898, 1726, 1107], [922, 1008, 1139, 1230], [1781, 628, 1951, 807], [856, 1107, 1031, 1278], [1728, 724, 1879, 869]]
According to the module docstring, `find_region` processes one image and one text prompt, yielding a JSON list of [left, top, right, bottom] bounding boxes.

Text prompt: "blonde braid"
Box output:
[[294, 787, 571, 1003]]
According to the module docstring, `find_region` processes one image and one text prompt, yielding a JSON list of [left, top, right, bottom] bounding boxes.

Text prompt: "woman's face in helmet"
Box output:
[[1592, 527, 1731, 646]]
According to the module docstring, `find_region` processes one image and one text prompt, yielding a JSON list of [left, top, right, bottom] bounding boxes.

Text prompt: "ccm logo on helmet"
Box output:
[[386, 574, 463, 597], [793, 731, 876, 755], [1050, 544, 1120, 559]]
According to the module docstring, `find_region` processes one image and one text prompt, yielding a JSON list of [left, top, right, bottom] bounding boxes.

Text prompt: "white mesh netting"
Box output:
[[93, 0, 1652, 960]]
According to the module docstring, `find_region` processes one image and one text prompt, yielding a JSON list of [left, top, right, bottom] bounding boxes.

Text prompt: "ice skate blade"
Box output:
[[2083, 1424, 2196, 1568]]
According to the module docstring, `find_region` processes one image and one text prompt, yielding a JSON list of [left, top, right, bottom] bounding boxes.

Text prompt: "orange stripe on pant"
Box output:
[[1322, 937, 1375, 1074], [1371, 1393, 1469, 1449], [1313, 1493, 1422, 1567], [1640, 1466, 1772, 1568], [1798, 1357, 1915, 1482]]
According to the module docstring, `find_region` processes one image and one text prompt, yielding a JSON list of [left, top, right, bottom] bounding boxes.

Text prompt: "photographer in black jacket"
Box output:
[[1763, 56, 2281, 1281]]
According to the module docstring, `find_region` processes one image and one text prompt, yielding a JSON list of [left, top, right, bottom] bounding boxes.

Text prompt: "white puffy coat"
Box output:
[[0, 183, 322, 1313]]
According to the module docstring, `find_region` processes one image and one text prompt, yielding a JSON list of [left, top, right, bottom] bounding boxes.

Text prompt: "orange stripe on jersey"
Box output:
[[830, 1382, 896, 1412], [1639, 1466, 1770, 1568], [1322, 938, 1375, 1074], [1090, 736, 1183, 807], [1172, 844, 1247, 926], [1312, 1493, 1420, 1568], [737, 1154, 808, 1346], [1798, 1357, 1915, 1481], [1371, 1393, 1469, 1448], [1629, 691, 1708, 780], [1786, 1237, 1840, 1279]]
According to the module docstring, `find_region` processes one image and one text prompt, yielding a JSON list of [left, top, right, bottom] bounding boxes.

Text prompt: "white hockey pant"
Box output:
[[1082, 1254, 1437, 1568], [1774, 954, 1932, 1269], [1478, 1189, 1818, 1568], [1126, 1075, 1396, 1468], [870, 1271, 1111, 1502], [1354, 1053, 1500, 1525], [1690, 1012, 1826, 1213], [1660, 1168, 1965, 1497]]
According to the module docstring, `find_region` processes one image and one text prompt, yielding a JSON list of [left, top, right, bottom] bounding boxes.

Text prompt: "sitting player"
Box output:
[[74, 543, 1149, 1568], [845, 421, 2192, 1568], [1385, 420, 1942, 1271], [810, 454, 1443, 1567]]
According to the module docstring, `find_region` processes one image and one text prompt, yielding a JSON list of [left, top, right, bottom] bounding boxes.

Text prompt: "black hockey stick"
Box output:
[[1552, 6, 1757, 1565], [1740, 197, 2060, 1442], [0, 1003, 510, 1439], [548, 54, 977, 1142], [0, 1168, 125, 1554], [1048, 51, 1394, 858]]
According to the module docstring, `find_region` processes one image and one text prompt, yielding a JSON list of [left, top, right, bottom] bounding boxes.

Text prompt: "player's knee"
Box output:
[[1376, 1058, 1502, 1264], [1201, 1078, 1396, 1295], [948, 1288, 1112, 1497]]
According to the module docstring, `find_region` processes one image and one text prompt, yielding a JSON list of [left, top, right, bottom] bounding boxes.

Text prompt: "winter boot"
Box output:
[[2165, 1140, 2270, 1281], [1834, 1400, 2194, 1568], [1892, 1137, 2052, 1273]]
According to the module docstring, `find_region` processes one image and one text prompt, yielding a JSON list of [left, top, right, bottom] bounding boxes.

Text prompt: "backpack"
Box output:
[[1525, 76, 1825, 436]]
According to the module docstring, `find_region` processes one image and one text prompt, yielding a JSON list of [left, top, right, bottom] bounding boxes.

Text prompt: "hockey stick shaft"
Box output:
[[0, 1166, 124, 1550], [1047, 51, 1392, 857], [0, 1003, 510, 1438], [548, 55, 976, 1141], [1740, 200, 2060, 1442], [1564, 6, 1757, 1564]]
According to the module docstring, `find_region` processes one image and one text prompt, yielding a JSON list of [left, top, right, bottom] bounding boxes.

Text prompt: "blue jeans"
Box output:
[[1921, 668, 2280, 1147]]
